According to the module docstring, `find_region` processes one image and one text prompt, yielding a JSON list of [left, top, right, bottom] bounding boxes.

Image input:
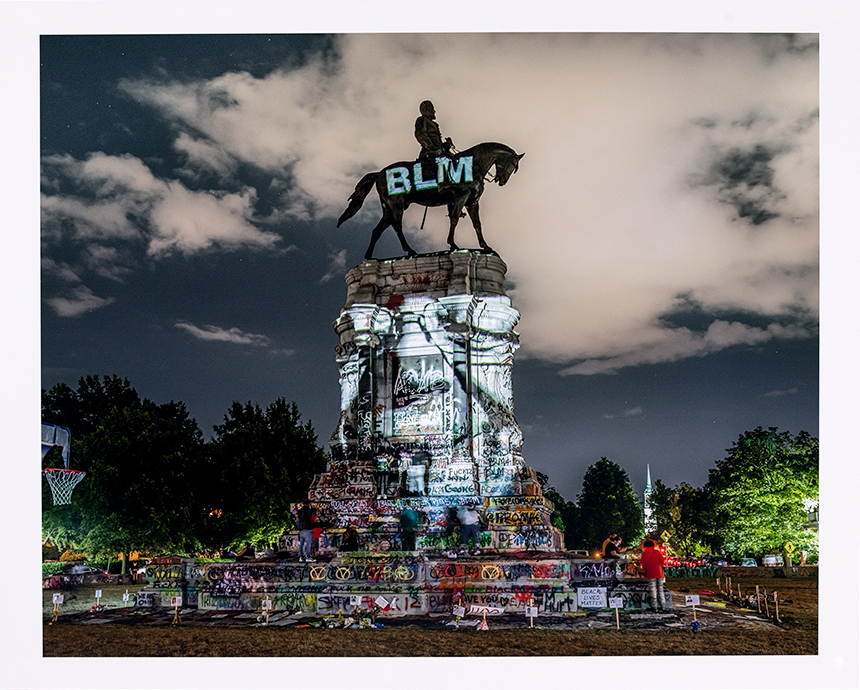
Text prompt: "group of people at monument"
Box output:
[[375, 449, 432, 499], [292, 497, 486, 558], [601, 533, 668, 611]]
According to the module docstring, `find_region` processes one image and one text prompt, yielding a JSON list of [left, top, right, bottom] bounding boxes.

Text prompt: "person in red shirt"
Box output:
[[640, 539, 667, 611]]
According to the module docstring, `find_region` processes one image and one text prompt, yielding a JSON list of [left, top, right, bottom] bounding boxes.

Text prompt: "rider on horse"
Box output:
[[415, 100, 454, 162]]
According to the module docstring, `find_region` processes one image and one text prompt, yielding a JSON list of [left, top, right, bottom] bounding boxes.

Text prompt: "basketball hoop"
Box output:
[[43, 468, 86, 505]]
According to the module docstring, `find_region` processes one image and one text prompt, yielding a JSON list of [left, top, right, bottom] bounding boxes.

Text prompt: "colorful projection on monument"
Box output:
[[386, 156, 474, 195], [392, 353, 449, 437], [330, 293, 530, 500]]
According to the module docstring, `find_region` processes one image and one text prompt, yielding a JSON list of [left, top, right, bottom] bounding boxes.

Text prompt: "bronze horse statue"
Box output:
[[337, 142, 523, 259]]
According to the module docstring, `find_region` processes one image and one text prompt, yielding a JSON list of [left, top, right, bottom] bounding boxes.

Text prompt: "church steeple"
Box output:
[[643, 464, 656, 534]]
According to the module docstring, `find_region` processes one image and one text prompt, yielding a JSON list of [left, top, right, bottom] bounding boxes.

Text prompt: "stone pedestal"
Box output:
[[306, 250, 563, 552]]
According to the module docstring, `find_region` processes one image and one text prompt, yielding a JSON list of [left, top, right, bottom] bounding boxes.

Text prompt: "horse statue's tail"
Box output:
[[337, 172, 379, 227]]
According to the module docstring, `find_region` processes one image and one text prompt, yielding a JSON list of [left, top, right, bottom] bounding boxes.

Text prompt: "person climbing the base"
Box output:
[[457, 501, 482, 550], [399, 506, 421, 551], [340, 524, 362, 552], [296, 501, 314, 562]]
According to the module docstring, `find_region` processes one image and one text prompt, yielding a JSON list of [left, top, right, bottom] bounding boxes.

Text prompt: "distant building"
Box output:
[[642, 464, 657, 534]]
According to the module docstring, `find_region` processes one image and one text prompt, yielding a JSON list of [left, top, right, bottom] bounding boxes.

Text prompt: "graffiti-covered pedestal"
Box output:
[[306, 250, 562, 552], [179, 554, 664, 616]]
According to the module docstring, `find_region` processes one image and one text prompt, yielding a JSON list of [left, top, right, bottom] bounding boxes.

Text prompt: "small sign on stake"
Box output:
[[350, 595, 362, 606], [685, 594, 700, 631], [51, 593, 63, 624], [171, 596, 182, 626], [609, 597, 624, 629], [122, 590, 130, 602], [577, 587, 607, 609]]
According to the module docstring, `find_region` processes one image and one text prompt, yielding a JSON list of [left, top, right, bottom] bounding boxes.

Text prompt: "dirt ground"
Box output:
[[42, 576, 817, 657]]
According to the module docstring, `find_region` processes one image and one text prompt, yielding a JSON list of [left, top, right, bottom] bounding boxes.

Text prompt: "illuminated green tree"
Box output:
[[706, 427, 818, 559], [576, 458, 644, 551]]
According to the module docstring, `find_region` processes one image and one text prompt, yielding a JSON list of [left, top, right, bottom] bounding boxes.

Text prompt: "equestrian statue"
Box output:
[[337, 100, 524, 260]]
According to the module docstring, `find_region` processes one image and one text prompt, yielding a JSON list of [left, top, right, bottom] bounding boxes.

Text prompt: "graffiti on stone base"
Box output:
[[571, 560, 616, 582], [541, 591, 578, 614]]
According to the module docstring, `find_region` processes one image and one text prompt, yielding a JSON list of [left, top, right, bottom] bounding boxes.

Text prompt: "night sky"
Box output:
[[38, 32, 819, 501], [5, 3, 858, 686]]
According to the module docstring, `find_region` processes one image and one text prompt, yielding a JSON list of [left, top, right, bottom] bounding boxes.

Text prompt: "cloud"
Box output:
[[48, 34, 818, 372], [175, 321, 271, 346], [560, 320, 811, 375], [41, 257, 81, 284], [173, 131, 237, 179], [41, 152, 282, 257], [319, 249, 347, 283], [603, 406, 644, 420], [763, 387, 799, 397], [174, 321, 295, 356], [45, 285, 116, 318]]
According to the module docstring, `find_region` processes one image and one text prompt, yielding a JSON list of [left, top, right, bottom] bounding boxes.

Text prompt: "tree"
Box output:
[[576, 458, 644, 551], [706, 427, 818, 559], [536, 471, 581, 547], [203, 398, 328, 549], [42, 376, 207, 561], [649, 480, 713, 555]]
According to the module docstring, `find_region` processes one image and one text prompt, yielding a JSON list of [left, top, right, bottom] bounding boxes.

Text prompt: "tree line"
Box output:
[[41, 375, 327, 565], [42, 375, 818, 564], [541, 427, 818, 561]]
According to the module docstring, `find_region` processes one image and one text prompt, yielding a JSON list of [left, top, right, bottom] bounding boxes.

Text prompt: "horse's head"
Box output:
[[496, 152, 524, 186]]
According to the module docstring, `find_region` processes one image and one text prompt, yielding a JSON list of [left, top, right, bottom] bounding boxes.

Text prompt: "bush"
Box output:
[[42, 562, 65, 577]]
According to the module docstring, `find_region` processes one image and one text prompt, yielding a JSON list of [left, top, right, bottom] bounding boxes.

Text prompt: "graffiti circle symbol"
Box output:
[[335, 567, 353, 580], [394, 566, 414, 581], [310, 566, 326, 581], [380, 540, 390, 551], [482, 565, 501, 580], [443, 564, 460, 578]]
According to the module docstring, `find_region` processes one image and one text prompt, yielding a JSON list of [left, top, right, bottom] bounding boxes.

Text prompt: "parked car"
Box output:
[[60, 564, 110, 583], [703, 555, 728, 567], [738, 557, 757, 567], [762, 554, 784, 566], [61, 564, 107, 576]]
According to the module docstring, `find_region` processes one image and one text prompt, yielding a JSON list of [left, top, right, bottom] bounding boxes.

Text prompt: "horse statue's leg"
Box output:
[[391, 207, 417, 258], [365, 208, 393, 260], [445, 198, 468, 251], [466, 201, 493, 253]]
